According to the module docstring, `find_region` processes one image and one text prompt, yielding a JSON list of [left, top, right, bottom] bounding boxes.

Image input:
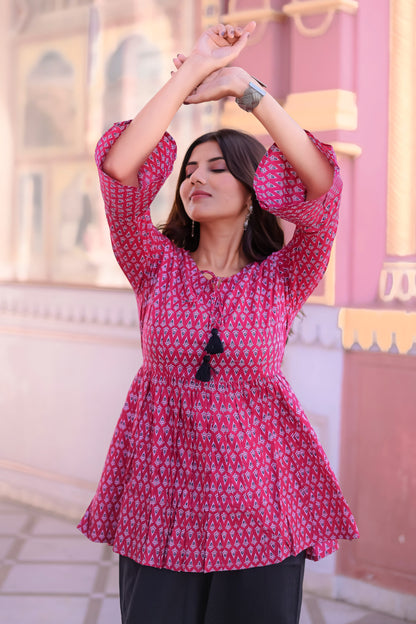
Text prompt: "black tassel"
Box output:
[[205, 328, 224, 354], [195, 355, 211, 382]]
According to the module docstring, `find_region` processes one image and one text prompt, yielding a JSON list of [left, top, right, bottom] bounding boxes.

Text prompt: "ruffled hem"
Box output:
[[78, 369, 359, 573]]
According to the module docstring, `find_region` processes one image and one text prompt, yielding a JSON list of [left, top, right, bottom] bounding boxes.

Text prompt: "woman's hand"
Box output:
[[102, 22, 255, 184], [172, 51, 252, 105], [182, 66, 251, 104], [188, 21, 256, 70]]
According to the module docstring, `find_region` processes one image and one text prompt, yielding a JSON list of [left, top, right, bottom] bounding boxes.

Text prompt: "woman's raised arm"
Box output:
[[182, 64, 334, 201], [251, 91, 334, 200], [102, 23, 255, 186]]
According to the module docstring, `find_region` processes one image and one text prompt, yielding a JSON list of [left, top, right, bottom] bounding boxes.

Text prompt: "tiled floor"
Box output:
[[0, 497, 410, 624]]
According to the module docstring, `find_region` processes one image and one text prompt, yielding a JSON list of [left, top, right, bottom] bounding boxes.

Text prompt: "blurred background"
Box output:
[[0, 0, 415, 621]]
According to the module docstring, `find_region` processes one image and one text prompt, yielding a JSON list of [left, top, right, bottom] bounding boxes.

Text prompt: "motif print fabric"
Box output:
[[78, 121, 359, 573]]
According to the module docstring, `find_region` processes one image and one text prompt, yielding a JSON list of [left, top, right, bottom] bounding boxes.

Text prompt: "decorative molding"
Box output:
[[332, 141, 362, 158], [221, 103, 363, 161], [220, 8, 284, 25], [379, 261, 416, 302], [378, 0, 416, 301], [283, 0, 359, 16], [282, 0, 358, 37], [288, 304, 342, 349], [202, 1, 285, 45], [284, 89, 358, 132], [0, 283, 139, 345], [338, 308, 416, 355]]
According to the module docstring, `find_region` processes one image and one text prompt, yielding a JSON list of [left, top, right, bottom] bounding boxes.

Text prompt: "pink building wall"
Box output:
[[269, 0, 416, 603], [289, 5, 390, 306], [219, 0, 416, 604]]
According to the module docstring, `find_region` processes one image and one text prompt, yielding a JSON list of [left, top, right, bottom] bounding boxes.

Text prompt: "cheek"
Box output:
[[221, 177, 249, 203], [225, 184, 249, 208], [179, 180, 188, 205]]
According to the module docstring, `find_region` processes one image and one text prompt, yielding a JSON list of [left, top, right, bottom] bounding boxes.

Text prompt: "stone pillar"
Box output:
[[379, 0, 416, 303]]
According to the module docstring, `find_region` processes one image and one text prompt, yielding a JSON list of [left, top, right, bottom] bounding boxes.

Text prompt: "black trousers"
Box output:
[[119, 551, 306, 624]]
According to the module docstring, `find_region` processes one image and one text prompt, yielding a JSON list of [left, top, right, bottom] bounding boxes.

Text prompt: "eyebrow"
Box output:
[[186, 157, 226, 166]]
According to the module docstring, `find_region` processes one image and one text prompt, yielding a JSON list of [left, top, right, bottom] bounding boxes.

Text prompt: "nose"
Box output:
[[189, 167, 206, 184]]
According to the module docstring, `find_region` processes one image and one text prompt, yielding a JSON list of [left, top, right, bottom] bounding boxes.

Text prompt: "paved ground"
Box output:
[[0, 497, 410, 624]]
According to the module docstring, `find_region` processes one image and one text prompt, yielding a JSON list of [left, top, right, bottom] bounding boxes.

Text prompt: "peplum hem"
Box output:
[[78, 369, 359, 573]]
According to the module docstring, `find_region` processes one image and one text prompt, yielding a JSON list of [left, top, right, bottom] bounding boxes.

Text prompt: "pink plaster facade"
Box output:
[[255, 0, 416, 600], [340, 351, 416, 596], [212, 0, 416, 600], [286, 3, 390, 306]]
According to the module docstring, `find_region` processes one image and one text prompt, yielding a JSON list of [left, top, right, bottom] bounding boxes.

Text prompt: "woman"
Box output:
[[78, 21, 358, 624]]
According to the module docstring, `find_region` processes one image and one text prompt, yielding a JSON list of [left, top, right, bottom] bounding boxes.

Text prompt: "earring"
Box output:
[[191, 220, 195, 238], [243, 204, 253, 231]]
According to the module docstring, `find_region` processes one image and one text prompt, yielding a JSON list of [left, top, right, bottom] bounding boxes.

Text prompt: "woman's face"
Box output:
[[179, 141, 250, 226]]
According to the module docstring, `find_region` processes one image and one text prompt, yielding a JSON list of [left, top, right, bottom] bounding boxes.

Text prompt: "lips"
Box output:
[[190, 191, 211, 199]]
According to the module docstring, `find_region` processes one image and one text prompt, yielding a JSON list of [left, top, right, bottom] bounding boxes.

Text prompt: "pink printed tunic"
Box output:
[[78, 121, 359, 573]]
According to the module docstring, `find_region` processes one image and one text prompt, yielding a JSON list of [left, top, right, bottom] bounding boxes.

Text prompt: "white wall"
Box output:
[[0, 284, 140, 517], [282, 304, 345, 597]]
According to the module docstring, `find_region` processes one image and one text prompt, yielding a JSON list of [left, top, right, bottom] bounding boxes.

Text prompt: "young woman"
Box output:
[[78, 21, 358, 624]]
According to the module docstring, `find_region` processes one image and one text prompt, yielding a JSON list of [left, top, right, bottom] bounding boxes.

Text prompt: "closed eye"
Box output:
[[184, 168, 226, 178]]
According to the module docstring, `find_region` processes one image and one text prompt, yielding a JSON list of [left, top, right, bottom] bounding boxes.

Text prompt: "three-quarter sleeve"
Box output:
[[95, 121, 177, 292], [253, 132, 342, 327]]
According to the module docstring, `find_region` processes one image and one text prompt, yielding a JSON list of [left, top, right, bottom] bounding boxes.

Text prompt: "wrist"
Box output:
[[185, 53, 222, 80], [231, 69, 252, 97], [235, 75, 267, 112]]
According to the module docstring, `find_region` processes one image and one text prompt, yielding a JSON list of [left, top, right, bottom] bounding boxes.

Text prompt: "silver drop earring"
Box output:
[[191, 220, 195, 238], [244, 205, 253, 231]]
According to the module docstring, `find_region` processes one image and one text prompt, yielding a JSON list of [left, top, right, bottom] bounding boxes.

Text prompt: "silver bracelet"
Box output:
[[235, 76, 267, 113]]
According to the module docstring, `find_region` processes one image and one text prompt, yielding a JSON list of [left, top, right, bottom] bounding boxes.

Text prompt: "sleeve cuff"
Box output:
[[253, 131, 342, 230]]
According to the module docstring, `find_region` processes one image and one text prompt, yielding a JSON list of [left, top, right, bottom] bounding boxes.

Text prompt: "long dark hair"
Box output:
[[160, 128, 284, 262]]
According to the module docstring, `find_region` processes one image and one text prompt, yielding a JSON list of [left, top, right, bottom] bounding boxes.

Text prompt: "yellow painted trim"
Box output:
[[284, 89, 357, 131], [282, 0, 358, 17], [386, 0, 416, 256], [338, 308, 416, 354], [282, 0, 358, 36], [220, 9, 285, 24], [332, 141, 362, 158]]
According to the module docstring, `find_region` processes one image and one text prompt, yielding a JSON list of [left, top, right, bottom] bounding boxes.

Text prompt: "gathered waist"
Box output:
[[138, 364, 287, 395]]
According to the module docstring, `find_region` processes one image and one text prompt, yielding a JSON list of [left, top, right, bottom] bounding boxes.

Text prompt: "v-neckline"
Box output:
[[183, 249, 255, 289]]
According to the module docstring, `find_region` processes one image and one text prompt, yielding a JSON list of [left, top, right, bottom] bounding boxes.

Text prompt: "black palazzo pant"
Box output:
[[119, 551, 306, 624]]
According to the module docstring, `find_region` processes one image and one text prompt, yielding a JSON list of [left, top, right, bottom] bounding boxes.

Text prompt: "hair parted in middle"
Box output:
[[160, 128, 285, 263]]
